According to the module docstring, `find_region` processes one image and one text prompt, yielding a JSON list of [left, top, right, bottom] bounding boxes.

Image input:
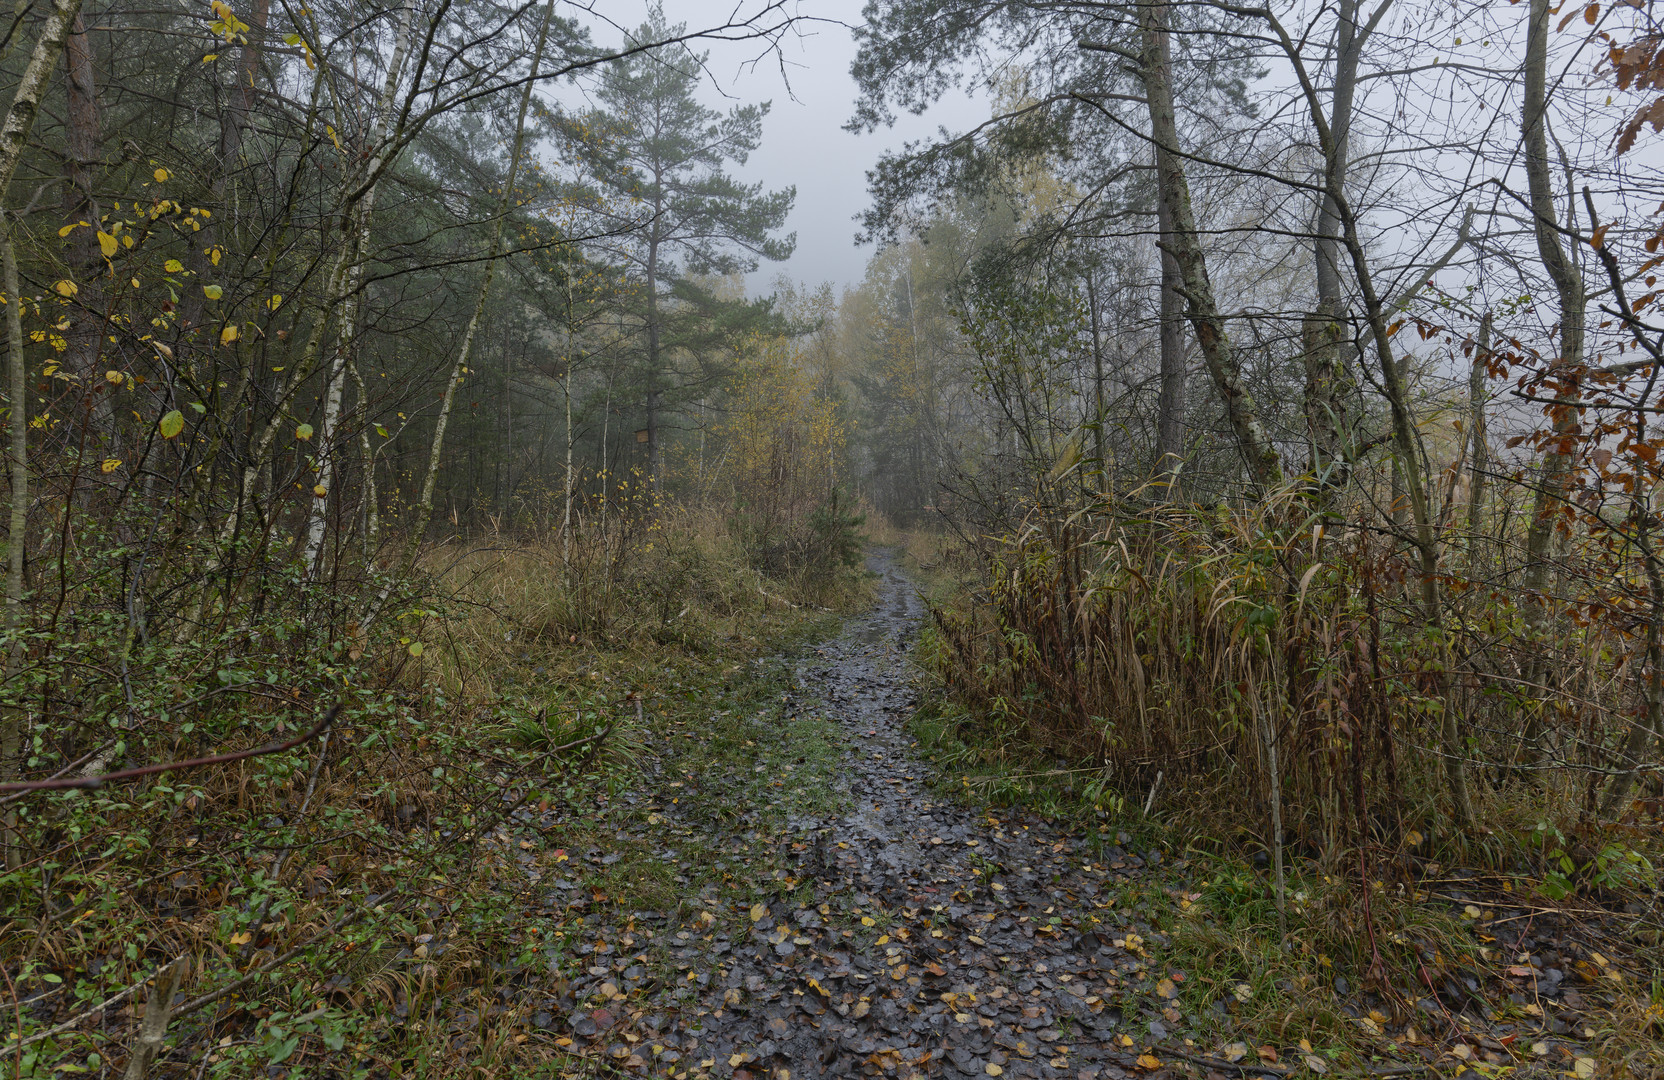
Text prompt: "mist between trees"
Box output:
[[847, 1, 1664, 842], [847, 0, 1664, 1059], [1, 0, 1663, 1073]]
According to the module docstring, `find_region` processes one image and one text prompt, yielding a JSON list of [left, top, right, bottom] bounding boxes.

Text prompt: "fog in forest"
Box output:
[[1, 0, 1661, 1075]]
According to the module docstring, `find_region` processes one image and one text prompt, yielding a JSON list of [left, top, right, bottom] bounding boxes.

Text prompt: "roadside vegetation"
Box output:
[[5, 0, 1664, 1076], [904, 505, 1664, 1075], [1, 502, 869, 1078], [835, 2, 1664, 1074]]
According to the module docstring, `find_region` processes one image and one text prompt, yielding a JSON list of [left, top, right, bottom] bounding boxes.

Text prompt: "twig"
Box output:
[[1425, 893, 1599, 916], [0, 706, 338, 793], [1417, 960, 1465, 1040], [4, 954, 188, 1054], [548, 723, 614, 756], [0, 685, 322, 804], [239, 728, 335, 968], [121, 957, 188, 1080], [1143, 769, 1163, 815], [0, 744, 111, 805], [5, 688, 599, 1060], [2, 963, 23, 1080], [170, 905, 369, 1021], [1160, 1048, 1289, 1076], [544, 692, 637, 763]]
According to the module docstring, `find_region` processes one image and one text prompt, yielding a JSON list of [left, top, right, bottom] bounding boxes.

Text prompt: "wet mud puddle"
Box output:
[[559, 551, 1165, 1079]]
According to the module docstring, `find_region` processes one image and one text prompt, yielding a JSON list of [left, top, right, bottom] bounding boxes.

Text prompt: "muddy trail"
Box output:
[[547, 552, 1173, 1079]]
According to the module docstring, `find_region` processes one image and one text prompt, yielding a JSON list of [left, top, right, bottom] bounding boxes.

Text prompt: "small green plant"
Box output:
[[1083, 773, 1126, 817], [806, 486, 867, 572]]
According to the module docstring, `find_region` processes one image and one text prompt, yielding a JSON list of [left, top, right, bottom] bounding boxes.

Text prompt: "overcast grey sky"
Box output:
[[570, 1, 989, 295]]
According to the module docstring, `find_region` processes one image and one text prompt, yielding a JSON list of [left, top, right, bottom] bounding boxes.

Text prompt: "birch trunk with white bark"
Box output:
[[399, 0, 556, 575], [301, 5, 415, 573]]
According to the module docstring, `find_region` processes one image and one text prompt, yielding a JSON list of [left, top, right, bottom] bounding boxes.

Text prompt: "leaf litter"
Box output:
[[491, 553, 1191, 1080], [475, 553, 1636, 1079]]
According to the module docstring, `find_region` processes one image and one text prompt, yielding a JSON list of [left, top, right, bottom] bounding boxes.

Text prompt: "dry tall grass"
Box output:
[[916, 490, 1663, 1068], [425, 506, 870, 699], [921, 491, 1661, 869]]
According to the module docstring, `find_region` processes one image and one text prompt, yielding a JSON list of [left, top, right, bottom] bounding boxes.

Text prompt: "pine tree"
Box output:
[[558, 3, 795, 480]]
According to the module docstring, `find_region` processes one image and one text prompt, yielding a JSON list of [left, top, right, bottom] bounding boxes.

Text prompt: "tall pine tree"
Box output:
[[560, 4, 795, 480]]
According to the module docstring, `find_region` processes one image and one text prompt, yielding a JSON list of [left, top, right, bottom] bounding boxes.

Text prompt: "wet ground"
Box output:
[[550, 552, 1170, 1079]]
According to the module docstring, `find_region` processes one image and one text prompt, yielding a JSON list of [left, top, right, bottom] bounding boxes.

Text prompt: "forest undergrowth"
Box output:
[[0, 507, 869, 1079], [16, 0, 1664, 1076], [898, 504, 1664, 1079]]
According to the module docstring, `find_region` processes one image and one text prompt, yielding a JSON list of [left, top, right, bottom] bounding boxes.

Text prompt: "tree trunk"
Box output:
[[400, 0, 555, 575], [1086, 272, 1106, 482], [1154, 164, 1187, 494], [1390, 457, 1406, 529], [0, 0, 87, 201], [183, 0, 272, 332], [1517, 0, 1587, 770], [563, 278, 575, 570], [1264, 0, 1471, 824], [348, 359, 379, 559], [1601, 540, 1663, 817], [1354, 237, 1469, 825], [1137, 1, 1281, 492], [302, 4, 414, 573], [1148, 8, 1188, 493], [1302, 0, 1373, 485], [2, 233, 27, 870], [61, 16, 110, 451], [644, 202, 662, 487], [600, 364, 613, 540], [220, 0, 272, 165], [1466, 311, 1492, 579], [564, 368, 574, 566]]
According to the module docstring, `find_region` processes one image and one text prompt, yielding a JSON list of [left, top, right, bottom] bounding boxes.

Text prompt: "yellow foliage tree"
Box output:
[[715, 332, 853, 576]]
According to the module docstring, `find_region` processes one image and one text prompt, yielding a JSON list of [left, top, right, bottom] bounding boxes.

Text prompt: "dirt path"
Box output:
[[555, 552, 1166, 1079]]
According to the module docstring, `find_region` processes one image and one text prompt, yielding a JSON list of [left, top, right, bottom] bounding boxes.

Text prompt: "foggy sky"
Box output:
[[568, 1, 989, 296]]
